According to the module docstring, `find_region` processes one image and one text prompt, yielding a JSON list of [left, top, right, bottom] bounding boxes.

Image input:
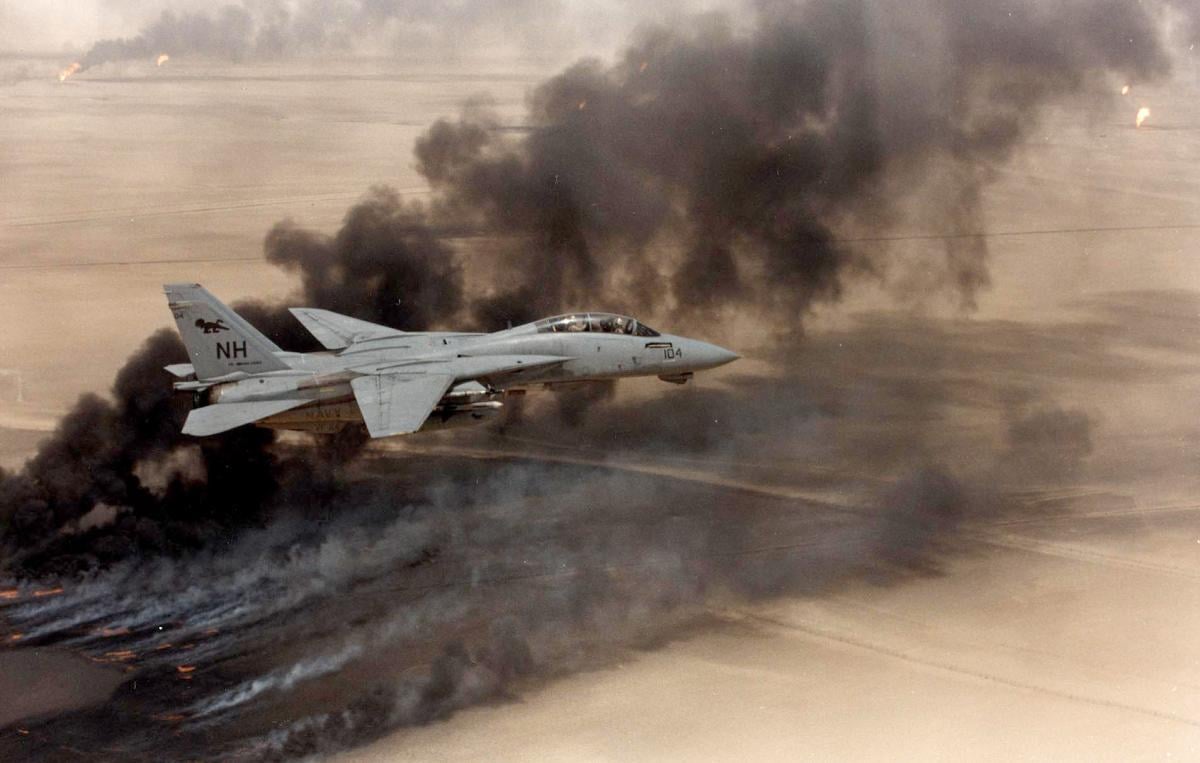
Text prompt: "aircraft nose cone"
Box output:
[[692, 341, 740, 370]]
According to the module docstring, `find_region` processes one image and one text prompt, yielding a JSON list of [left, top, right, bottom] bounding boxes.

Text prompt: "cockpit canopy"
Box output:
[[535, 313, 660, 337]]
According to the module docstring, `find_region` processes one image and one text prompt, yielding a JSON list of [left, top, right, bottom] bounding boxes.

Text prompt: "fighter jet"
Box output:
[[163, 283, 739, 438]]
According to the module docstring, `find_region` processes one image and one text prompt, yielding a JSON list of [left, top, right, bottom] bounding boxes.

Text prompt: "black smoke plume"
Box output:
[[70, 0, 599, 72], [1, 2, 1191, 758], [264, 187, 463, 332], [0, 187, 476, 575], [1, 0, 1175, 592], [414, 0, 1174, 324], [79, 6, 257, 70]]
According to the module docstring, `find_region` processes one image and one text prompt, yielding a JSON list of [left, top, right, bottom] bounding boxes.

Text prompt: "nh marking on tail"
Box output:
[[216, 341, 247, 359]]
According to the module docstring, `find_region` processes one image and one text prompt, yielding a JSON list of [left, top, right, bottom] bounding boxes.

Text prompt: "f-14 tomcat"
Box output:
[[164, 283, 739, 439]]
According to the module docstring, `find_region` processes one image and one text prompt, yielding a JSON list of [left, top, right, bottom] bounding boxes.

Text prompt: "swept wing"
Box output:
[[349, 355, 567, 438], [288, 308, 405, 350], [350, 374, 455, 437]]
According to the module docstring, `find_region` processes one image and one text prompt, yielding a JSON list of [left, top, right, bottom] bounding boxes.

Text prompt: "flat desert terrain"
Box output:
[[2, 50, 1199, 761]]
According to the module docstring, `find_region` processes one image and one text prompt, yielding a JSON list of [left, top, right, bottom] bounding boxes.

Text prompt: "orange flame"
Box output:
[[176, 664, 195, 673], [1136, 107, 1151, 128], [93, 626, 130, 637], [103, 649, 136, 661], [1120, 84, 1130, 96], [32, 587, 64, 597], [156, 53, 170, 67], [8, 633, 22, 642], [152, 713, 185, 722], [0, 589, 18, 600], [58, 62, 81, 82]]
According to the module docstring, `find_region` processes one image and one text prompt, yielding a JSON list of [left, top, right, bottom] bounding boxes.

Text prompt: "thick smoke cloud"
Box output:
[[409, 0, 1175, 326], [0, 328, 301, 577], [80, 6, 258, 70], [0, 1, 1193, 758], [264, 187, 463, 332], [0, 0, 1176, 594], [0, 362, 1106, 760], [0, 182, 480, 576]]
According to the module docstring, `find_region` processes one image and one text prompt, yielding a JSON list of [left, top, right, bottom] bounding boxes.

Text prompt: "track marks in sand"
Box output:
[[738, 608, 1200, 731]]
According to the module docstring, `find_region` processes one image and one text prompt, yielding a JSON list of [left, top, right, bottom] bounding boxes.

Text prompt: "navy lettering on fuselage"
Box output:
[[216, 341, 247, 359]]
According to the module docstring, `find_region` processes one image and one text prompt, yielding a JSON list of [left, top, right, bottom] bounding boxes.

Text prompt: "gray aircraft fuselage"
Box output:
[[174, 304, 739, 436]]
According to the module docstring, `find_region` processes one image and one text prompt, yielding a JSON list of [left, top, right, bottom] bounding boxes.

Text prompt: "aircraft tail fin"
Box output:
[[164, 283, 290, 380]]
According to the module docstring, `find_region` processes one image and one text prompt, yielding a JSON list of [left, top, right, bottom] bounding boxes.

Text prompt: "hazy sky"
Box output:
[[1, 0, 134, 52], [0, 0, 744, 57], [2, 3, 1200, 759]]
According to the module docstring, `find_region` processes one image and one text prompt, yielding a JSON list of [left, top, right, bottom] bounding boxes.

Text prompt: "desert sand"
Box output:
[[2, 52, 1199, 761]]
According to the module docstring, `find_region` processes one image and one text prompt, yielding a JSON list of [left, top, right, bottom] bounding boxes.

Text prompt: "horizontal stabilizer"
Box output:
[[289, 308, 404, 350], [182, 399, 308, 437], [351, 373, 454, 438]]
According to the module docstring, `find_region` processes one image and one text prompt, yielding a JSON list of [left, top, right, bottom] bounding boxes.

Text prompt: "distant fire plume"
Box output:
[[93, 626, 130, 637], [1136, 106, 1151, 127], [103, 649, 136, 662], [58, 62, 81, 82], [156, 53, 170, 67]]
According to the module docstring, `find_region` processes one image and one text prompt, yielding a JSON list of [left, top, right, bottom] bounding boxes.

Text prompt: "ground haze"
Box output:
[[2, 18, 1200, 762]]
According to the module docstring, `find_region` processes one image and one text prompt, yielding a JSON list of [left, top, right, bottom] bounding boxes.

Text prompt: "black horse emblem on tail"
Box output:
[[195, 318, 229, 334]]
